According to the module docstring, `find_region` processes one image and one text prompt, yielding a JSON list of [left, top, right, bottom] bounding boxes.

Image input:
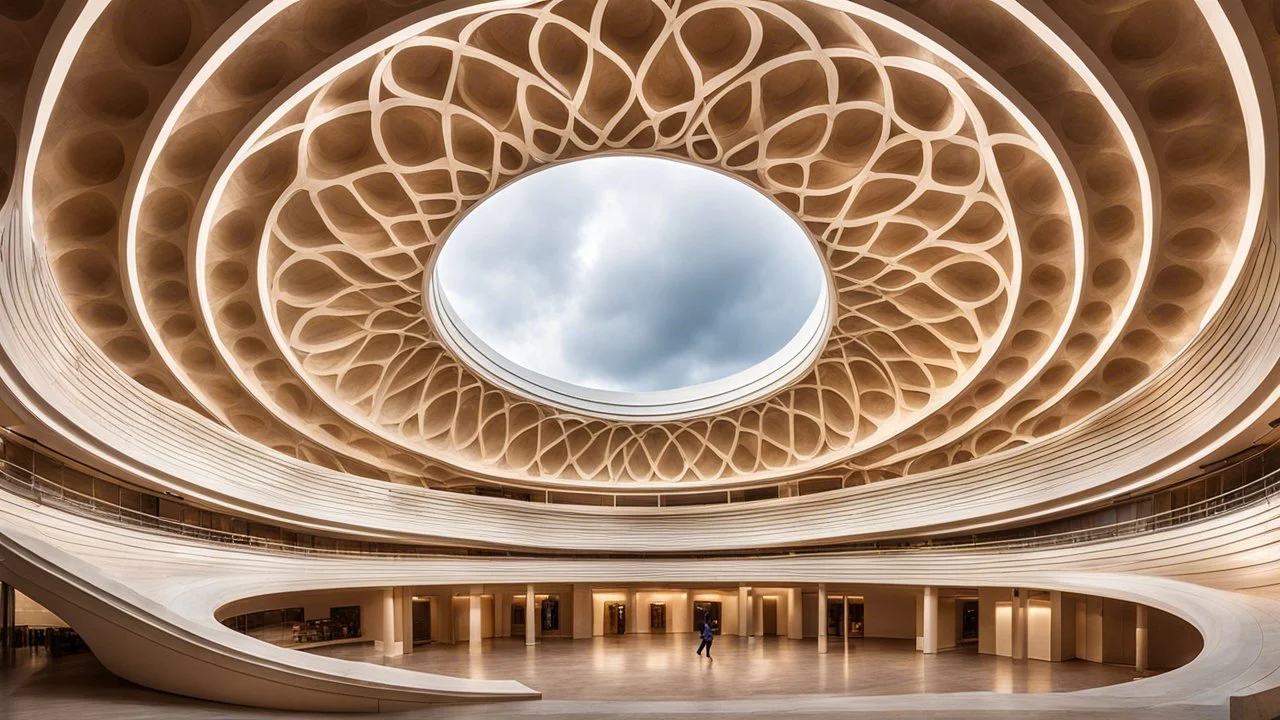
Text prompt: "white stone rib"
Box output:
[[2, 187, 1280, 551]]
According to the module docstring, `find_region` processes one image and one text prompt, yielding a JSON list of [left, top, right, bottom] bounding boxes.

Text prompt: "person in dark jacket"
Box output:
[[696, 619, 714, 659]]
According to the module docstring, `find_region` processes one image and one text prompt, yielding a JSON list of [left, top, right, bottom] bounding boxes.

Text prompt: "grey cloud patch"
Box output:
[[435, 156, 824, 393]]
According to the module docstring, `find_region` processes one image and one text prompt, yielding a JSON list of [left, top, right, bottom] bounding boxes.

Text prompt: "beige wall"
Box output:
[[688, 590, 741, 636], [573, 585, 592, 639], [215, 588, 386, 643], [635, 590, 691, 634], [1028, 597, 1052, 661], [14, 590, 68, 628], [1058, 594, 1077, 661], [753, 587, 791, 636], [978, 587, 1011, 656], [802, 591, 819, 638], [1102, 598, 1136, 665], [1148, 607, 1203, 669], [452, 594, 495, 641], [938, 597, 957, 651], [494, 585, 575, 639], [864, 587, 916, 640], [591, 590, 628, 636]]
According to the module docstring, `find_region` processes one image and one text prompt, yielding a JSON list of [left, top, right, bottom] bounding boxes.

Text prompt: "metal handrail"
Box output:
[[1, 449, 1278, 560]]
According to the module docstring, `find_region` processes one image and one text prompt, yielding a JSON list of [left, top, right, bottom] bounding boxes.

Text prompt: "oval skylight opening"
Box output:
[[428, 155, 830, 421]]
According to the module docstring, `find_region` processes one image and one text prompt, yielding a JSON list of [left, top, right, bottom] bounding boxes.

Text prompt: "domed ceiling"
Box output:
[[13, 0, 1268, 495]]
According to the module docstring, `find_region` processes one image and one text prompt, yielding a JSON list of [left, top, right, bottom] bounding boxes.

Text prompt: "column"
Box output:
[[525, 585, 536, 646], [627, 588, 639, 634], [1012, 589, 1028, 660], [469, 585, 483, 654], [394, 587, 412, 656], [1136, 604, 1148, 672], [738, 586, 751, 638], [787, 588, 802, 640], [817, 584, 828, 654], [840, 594, 849, 651], [1049, 591, 1064, 661], [381, 588, 396, 658], [1, 582, 13, 650], [493, 593, 508, 638], [437, 590, 455, 644], [922, 587, 938, 655]]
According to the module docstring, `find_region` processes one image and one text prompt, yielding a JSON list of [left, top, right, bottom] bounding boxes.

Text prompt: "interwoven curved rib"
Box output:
[[16, 0, 1264, 494], [247, 0, 1028, 483], [2, 184, 1278, 550], [0, 0, 1273, 542]]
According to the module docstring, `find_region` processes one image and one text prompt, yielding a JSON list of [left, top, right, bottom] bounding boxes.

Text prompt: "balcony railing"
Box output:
[[1, 433, 1278, 559]]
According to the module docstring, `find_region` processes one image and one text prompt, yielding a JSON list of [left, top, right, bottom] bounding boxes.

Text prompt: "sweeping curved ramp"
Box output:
[[5, 483, 1280, 717]]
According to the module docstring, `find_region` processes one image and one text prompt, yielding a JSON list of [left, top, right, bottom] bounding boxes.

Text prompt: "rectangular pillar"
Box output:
[[494, 592, 508, 638], [469, 586, 483, 654], [1136, 604, 1148, 671], [628, 588, 639, 634], [394, 587, 412, 656], [1049, 591, 1065, 661], [1012, 589, 1028, 661], [787, 588, 803, 640], [437, 590, 455, 644], [839, 594, 847, 651], [525, 585, 537, 645], [381, 588, 397, 657], [817, 584, 828, 654], [922, 586, 938, 655], [738, 586, 751, 637], [1, 582, 13, 650]]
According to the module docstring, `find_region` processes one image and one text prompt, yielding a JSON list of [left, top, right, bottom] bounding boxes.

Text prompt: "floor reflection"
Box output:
[[0, 635, 1147, 719], [318, 634, 1141, 701]]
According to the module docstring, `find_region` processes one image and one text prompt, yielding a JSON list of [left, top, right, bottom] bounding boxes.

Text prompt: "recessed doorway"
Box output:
[[960, 599, 979, 643], [848, 599, 864, 638], [605, 602, 627, 635], [762, 597, 778, 635], [694, 600, 722, 634], [411, 597, 431, 645]]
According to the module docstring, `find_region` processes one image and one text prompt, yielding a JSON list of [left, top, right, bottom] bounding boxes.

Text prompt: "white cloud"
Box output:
[[434, 155, 824, 392]]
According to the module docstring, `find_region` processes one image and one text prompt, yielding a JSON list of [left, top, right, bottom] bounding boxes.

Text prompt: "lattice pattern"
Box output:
[[242, 0, 1026, 481], [23, 0, 1257, 492]]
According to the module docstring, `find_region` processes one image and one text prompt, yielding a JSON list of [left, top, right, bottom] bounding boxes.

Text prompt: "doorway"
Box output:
[[693, 600, 722, 634], [847, 600, 864, 638], [826, 597, 844, 638], [512, 599, 526, 635], [960, 599, 979, 643], [650, 603, 667, 632], [541, 596, 560, 632], [605, 602, 627, 635], [412, 598, 431, 644], [762, 597, 778, 635]]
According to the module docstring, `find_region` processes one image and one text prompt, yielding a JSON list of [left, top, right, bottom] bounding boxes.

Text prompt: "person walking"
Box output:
[[696, 619, 714, 660]]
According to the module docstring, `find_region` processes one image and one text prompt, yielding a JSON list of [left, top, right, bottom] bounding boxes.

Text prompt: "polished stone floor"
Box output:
[[318, 634, 1141, 700], [0, 635, 1155, 719]]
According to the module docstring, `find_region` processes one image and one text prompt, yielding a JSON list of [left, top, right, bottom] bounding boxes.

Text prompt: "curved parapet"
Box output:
[[0, 0, 1275, 553], [4, 483, 1280, 717], [0, 504, 539, 711]]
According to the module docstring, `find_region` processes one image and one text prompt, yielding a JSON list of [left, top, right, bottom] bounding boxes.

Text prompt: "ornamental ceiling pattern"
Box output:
[[18, 0, 1258, 492]]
